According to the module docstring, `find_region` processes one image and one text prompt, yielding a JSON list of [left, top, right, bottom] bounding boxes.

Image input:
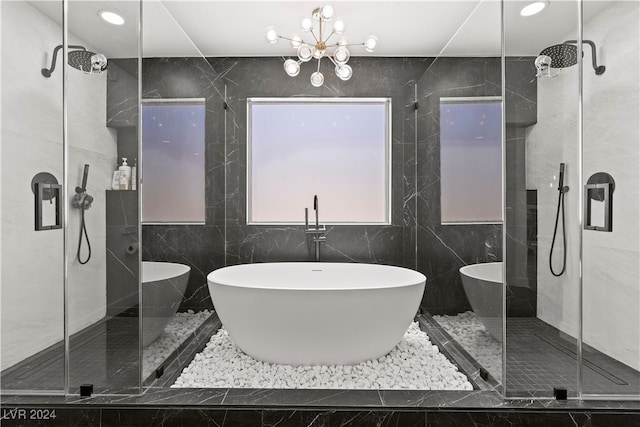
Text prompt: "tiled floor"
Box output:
[[434, 312, 639, 397], [1, 312, 215, 395], [505, 317, 639, 396], [4, 310, 638, 399], [1, 316, 140, 394]]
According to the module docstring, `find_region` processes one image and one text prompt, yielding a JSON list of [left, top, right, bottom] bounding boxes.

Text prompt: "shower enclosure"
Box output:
[[1, 0, 638, 402], [502, 0, 639, 399], [1, 0, 142, 395]]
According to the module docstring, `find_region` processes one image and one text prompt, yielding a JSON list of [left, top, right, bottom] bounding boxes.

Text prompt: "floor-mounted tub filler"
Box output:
[[207, 262, 426, 365]]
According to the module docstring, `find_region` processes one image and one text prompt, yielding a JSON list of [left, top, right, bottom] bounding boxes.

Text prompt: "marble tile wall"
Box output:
[[105, 191, 139, 315], [415, 57, 537, 315], [135, 57, 226, 311], [133, 57, 427, 310], [213, 57, 429, 271], [129, 56, 538, 315], [1, 397, 639, 427]]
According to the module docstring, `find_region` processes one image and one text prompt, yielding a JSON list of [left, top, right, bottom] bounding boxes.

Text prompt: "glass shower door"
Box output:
[[66, 0, 141, 395], [503, 0, 582, 398]]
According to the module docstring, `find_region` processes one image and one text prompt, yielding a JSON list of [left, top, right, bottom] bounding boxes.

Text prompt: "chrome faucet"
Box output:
[[304, 195, 326, 261]]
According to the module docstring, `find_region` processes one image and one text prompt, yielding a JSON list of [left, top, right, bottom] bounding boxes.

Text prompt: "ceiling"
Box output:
[[30, 1, 613, 59]]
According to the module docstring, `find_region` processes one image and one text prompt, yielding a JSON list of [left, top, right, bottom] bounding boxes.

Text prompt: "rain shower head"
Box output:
[[535, 39, 605, 78], [539, 43, 578, 69], [41, 45, 108, 78]]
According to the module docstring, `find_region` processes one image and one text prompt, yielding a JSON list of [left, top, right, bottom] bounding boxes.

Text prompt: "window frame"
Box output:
[[141, 98, 206, 225], [246, 97, 392, 226], [439, 96, 503, 226]]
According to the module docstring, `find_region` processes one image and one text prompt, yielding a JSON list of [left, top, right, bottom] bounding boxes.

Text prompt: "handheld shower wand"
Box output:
[[72, 164, 93, 264], [76, 164, 89, 194], [549, 163, 569, 276]]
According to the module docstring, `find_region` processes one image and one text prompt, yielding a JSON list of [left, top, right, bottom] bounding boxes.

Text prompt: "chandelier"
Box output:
[[265, 5, 377, 87]]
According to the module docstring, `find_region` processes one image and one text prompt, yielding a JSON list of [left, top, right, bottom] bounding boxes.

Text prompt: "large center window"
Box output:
[[247, 98, 391, 225]]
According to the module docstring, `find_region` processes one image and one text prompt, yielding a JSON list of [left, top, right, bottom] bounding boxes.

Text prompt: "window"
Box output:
[[440, 96, 502, 224], [247, 98, 391, 224], [141, 99, 205, 223]]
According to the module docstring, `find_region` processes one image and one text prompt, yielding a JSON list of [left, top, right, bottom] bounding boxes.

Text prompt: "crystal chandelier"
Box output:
[[265, 5, 377, 87]]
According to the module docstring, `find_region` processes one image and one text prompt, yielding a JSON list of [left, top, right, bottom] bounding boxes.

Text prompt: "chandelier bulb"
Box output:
[[290, 35, 303, 49], [337, 37, 348, 46], [364, 35, 378, 52], [297, 44, 313, 62], [265, 26, 279, 44], [335, 64, 353, 81], [334, 46, 350, 64], [301, 17, 313, 32], [321, 5, 334, 21], [284, 59, 300, 77], [310, 71, 325, 87], [333, 20, 345, 35]]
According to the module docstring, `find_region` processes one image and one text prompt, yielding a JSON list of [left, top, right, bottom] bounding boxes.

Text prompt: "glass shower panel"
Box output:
[[416, 0, 504, 390], [504, 0, 581, 398], [67, 0, 141, 395], [139, 1, 221, 389], [580, 0, 640, 398], [0, 0, 65, 394]]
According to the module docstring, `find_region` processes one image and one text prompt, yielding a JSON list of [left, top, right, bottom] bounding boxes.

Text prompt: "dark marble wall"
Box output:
[[212, 57, 429, 272], [415, 57, 537, 315], [106, 59, 140, 316], [108, 56, 537, 315], [139, 58, 227, 311], [105, 191, 139, 315], [505, 58, 538, 317], [136, 57, 428, 311]]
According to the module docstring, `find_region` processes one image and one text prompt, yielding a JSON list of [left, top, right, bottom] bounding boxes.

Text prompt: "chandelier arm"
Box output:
[[317, 58, 322, 72], [326, 42, 365, 48], [323, 31, 337, 44], [309, 28, 319, 43], [283, 56, 304, 64], [277, 35, 297, 42], [326, 55, 338, 67]]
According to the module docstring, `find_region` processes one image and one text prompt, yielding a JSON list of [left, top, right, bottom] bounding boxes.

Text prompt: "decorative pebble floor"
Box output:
[[172, 322, 474, 390], [432, 311, 502, 381], [143, 310, 213, 379]]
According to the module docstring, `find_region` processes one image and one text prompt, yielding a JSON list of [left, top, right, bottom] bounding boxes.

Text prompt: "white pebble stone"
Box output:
[[172, 320, 474, 391]]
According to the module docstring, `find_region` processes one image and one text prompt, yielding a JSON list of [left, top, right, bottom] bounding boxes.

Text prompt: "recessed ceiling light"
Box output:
[[99, 10, 125, 26], [520, 1, 549, 17]]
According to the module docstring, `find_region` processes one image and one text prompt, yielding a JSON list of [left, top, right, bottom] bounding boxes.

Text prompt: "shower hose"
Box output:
[[549, 185, 567, 277], [77, 204, 91, 265]]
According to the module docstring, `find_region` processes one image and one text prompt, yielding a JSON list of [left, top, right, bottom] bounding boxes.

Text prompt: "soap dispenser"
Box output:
[[118, 158, 132, 190]]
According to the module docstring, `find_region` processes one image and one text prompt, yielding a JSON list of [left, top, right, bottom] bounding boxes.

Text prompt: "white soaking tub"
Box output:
[[207, 262, 426, 365], [459, 262, 503, 342], [143, 261, 190, 347]]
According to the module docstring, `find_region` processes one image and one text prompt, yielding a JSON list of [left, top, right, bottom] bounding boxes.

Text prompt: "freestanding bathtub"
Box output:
[[459, 262, 503, 342], [143, 261, 190, 347], [207, 262, 426, 365]]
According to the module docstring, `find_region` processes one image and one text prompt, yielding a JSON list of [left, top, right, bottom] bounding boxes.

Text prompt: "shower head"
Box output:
[[539, 43, 578, 69], [41, 45, 108, 78], [68, 50, 108, 74], [535, 39, 605, 78]]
